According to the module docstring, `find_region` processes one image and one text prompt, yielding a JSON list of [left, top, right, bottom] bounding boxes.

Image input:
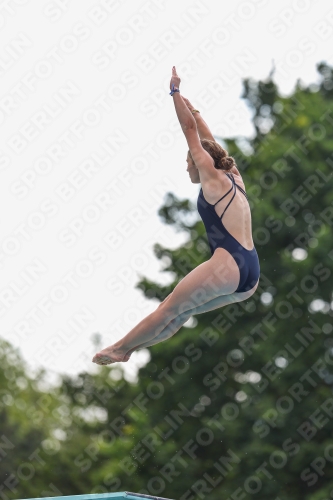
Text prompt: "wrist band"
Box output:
[[191, 109, 200, 114], [170, 84, 180, 96]]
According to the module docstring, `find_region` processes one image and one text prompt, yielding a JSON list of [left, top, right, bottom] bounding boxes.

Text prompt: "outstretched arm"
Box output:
[[183, 96, 242, 178], [170, 66, 197, 132], [182, 97, 215, 142], [172, 92, 197, 131], [169, 67, 241, 179]]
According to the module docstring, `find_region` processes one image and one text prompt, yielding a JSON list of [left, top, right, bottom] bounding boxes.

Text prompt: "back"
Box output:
[[200, 171, 254, 251]]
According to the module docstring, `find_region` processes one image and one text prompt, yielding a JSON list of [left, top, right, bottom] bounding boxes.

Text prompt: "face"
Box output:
[[186, 152, 200, 184]]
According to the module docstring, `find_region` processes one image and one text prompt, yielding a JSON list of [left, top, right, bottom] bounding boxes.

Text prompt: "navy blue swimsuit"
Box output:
[[197, 172, 260, 293]]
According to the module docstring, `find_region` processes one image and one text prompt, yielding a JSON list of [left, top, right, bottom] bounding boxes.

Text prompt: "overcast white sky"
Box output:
[[2, 0, 333, 385]]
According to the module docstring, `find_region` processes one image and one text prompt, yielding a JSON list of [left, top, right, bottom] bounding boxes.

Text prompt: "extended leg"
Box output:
[[123, 281, 259, 356], [92, 248, 243, 364]]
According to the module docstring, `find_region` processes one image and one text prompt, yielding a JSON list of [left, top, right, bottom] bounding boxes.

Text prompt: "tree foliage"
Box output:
[[2, 62, 333, 500]]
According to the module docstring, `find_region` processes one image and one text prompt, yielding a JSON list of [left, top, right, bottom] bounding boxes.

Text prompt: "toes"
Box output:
[[92, 355, 114, 365], [99, 356, 111, 362], [92, 350, 129, 364]]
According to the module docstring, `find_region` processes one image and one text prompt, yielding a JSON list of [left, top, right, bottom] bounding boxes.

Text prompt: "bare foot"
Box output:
[[92, 346, 132, 365]]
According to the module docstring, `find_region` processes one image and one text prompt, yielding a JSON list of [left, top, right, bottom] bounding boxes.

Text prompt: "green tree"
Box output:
[[92, 62, 333, 500], [69, 62, 333, 500], [2, 62, 333, 500]]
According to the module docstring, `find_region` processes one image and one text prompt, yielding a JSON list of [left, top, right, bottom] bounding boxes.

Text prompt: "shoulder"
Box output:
[[201, 171, 230, 204], [228, 168, 246, 191], [229, 166, 243, 180]]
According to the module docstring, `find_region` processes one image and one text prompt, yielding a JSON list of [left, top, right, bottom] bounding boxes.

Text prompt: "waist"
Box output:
[[204, 223, 255, 253], [211, 239, 257, 256]]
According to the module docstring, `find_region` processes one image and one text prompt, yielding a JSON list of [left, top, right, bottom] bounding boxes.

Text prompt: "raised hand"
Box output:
[[170, 66, 181, 91]]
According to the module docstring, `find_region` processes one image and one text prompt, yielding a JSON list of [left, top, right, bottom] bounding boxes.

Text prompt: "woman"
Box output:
[[92, 66, 260, 365]]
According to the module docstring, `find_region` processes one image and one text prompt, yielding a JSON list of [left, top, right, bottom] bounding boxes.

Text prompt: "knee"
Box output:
[[158, 301, 194, 322], [158, 298, 190, 321], [157, 301, 176, 321]]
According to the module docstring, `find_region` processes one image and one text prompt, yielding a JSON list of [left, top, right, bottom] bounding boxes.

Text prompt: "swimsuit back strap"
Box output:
[[213, 172, 235, 206], [229, 172, 249, 200], [235, 183, 248, 199], [212, 172, 248, 216], [213, 185, 233, 206], [220, 180, 236, 220]]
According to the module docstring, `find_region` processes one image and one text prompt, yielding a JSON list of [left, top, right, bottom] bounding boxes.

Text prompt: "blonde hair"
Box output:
[[188, 139, 236, 171]]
